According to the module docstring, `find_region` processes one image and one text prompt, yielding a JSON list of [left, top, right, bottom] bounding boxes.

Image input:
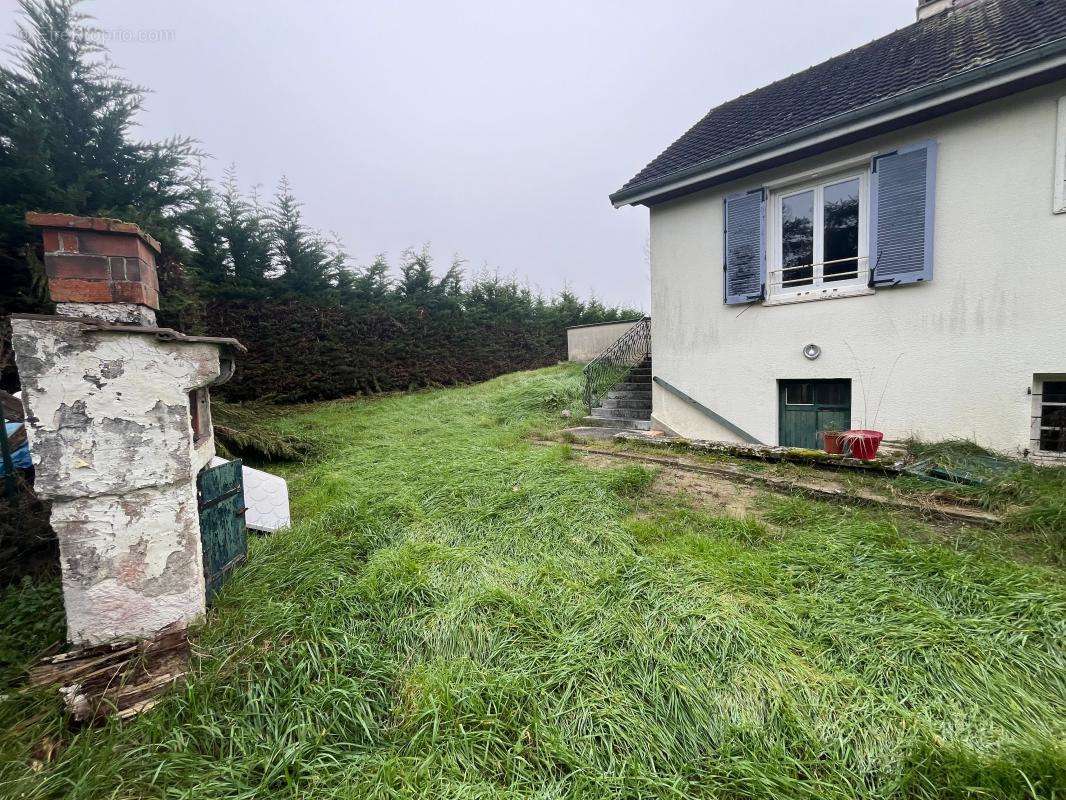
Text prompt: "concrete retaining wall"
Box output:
[[567, 319, 645, 363]]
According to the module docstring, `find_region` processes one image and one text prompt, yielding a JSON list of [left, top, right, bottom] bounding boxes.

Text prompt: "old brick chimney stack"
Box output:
[[12, 213, 244, 646], [27, 211, 161, 327]]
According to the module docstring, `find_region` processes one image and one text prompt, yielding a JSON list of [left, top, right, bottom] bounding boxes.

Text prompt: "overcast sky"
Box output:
[[2, 0, 917, 310]]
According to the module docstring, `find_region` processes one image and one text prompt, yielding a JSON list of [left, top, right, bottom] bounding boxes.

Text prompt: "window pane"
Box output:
[[1040, 427, 1066, 452], [781, 190, 814, 287], [1043, 381, 1066, 403], [785, 383, 813, 405], [1041, 406, 1066, 429], [815, 382, 848, 407], [823, 178, 860, 283]]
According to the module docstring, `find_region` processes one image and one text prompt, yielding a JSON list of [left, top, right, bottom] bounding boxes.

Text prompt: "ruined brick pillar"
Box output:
[[10, 213, 242, 645]]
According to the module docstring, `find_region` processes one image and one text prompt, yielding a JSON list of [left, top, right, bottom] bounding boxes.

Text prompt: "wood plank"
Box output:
[[28, 622, 190, 724]]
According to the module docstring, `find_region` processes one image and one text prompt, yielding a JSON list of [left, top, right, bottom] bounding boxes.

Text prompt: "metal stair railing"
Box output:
[[581, 317, 651, 412]]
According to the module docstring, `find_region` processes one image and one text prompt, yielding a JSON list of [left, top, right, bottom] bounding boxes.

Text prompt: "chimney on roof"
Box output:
[[917, 0, 983, 20]]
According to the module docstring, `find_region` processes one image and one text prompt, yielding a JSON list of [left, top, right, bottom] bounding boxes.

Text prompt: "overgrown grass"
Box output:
[[212, 401, 319, 463], [895, 438, 1066, 565], [1, 365, 1064, 798]]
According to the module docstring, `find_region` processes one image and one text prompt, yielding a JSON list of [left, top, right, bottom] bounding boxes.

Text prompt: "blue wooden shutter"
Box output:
[[723, 189, 766, 304], [869, 141, 937, 287]]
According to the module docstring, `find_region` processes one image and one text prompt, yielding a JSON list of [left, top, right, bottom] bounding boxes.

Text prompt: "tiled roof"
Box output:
[[613, 0, 1066, 202]]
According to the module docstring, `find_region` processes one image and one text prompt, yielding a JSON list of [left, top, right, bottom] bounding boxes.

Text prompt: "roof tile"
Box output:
[[615, 0, 1066, 199]]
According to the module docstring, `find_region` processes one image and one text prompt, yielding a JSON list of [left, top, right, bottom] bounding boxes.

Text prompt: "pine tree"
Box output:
[[0, 0, 194, 316], [339, 255, 391, 306], [271, 176, 332, 298], [220, 165, 272, 290], [185, 166, 229, 287]]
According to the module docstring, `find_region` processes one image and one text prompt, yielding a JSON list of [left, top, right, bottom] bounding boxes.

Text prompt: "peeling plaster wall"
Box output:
[[11, 317, 224, 644], [55, 302, 156, 326], [648, 80, 1066, 453]]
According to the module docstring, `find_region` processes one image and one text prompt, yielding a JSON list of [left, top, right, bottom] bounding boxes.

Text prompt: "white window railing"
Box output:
[[768, 255, 870, 297]]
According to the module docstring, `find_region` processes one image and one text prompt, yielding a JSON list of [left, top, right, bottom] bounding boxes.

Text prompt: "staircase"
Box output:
[[578, 317, 652, 433], [583, 355, 652, 431]]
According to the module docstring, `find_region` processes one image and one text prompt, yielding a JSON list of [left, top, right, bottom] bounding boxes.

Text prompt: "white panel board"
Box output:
[[210, 457, 291, 533]]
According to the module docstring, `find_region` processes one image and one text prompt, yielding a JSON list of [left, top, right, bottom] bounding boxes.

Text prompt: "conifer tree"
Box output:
[[340, 255, 392, 306], [0, 0, 194, 314], [220, 166, 272, 290], [272, 176, 332, 298], [185, 166, 229, 287]]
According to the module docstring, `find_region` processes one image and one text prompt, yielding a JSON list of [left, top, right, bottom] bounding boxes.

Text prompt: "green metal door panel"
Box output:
[[779, 380, 851, 449], [197, 459, 247, 604], [816, 409, 851, 439]]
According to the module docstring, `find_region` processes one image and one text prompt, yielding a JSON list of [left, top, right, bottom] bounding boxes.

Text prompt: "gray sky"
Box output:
[[2, 0, 916, 310]]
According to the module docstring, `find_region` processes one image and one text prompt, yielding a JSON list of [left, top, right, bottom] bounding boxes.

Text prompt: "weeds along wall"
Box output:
[[208, 298, 576, 403]]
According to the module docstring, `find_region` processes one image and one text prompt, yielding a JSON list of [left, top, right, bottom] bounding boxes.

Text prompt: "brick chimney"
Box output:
[[27, 212, 162, 326], [917, 0, 984, 20]]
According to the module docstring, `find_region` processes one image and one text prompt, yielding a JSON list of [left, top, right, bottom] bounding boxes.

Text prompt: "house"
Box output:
[[607, 0, 1066, 458]]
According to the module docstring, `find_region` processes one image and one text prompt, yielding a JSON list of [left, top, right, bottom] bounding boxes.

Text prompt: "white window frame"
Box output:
[[765, 167, 873, 306], [1054, 96, 1066, 215]]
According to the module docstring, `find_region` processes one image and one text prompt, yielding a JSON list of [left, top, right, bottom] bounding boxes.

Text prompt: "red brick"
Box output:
[[44, 253, 110, 280], [41, 230, 62, 253], [58, 232, 80, 252], [49, 278, 113, 304], [75, 230, 142, 258], [110, 281, 159, 309], [137, 239, 157, 267], [141, 260, 159, 291], [25, 212, 162, 254]]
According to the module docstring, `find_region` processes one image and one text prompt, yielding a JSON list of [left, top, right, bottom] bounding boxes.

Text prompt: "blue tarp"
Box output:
[[1, 422, 32, 474]]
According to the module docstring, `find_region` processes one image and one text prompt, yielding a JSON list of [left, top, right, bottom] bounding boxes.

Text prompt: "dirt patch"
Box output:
[[565, 444, 1001, 528], [579, 451, 762, 518]]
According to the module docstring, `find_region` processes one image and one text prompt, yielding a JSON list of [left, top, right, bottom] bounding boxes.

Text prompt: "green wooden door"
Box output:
[[778, 380, 851, 449], [197, 459, 247, 604]]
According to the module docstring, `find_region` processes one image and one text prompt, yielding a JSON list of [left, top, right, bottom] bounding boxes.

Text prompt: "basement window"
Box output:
[[1037, 381, 1066, 453], [1034, 377, 1066, 454]]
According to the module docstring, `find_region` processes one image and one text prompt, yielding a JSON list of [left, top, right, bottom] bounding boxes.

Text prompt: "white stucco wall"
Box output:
[[567, 320, 645, 363], [649, 80, 1066, 455]]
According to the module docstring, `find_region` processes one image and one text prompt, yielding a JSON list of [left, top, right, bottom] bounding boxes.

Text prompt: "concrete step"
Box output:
[[560, 426, 631, 441], [581, 416, 652, 431], [612, 382, 652, 393], [625, 373, 652, 383], [600, 398, 652, 410], [591, 407, 651, 420]]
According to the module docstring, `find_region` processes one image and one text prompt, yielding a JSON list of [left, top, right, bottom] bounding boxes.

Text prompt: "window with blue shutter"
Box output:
[[724, 189, 766, 304], [869, 141, 937, 287]]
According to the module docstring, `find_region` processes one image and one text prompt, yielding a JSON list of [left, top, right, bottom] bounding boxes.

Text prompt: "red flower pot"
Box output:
[[821, 431, 845, 455], [843, 430, 884, 461]]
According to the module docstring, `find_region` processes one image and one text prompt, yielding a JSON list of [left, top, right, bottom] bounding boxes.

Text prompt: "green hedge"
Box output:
[[209, 299, 580, 403]]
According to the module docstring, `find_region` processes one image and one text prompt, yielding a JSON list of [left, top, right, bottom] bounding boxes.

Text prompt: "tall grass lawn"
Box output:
[[1, 365, 1064, 799]]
